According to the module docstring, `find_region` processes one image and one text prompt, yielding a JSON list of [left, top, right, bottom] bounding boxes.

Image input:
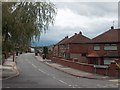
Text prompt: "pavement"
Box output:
[[35, 55, 120, 81], [0, 55, 19, 80]]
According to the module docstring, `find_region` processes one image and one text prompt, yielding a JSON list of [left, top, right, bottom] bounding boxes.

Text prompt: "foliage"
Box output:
[[43, 46, 48, 54], [116, 63, 120, 69], [2, 1, 57, 52]]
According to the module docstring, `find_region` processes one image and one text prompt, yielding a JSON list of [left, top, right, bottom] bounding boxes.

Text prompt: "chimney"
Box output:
[[79, 31, 82, 35], [75, 33, 77, 35], [65, 36, 68, 38], [111, 26, 114, 29]]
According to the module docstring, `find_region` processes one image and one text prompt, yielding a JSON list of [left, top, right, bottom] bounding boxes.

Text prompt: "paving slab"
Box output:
[[1, 56, 19, 80]]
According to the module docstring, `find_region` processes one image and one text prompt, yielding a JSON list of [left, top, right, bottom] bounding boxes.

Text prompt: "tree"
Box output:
[[2, 1, 57, 53]]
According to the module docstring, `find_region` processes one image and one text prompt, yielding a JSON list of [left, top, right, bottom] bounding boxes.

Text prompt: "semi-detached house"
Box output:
[[87, 27, 120, 65], [50, 27, 120, 65], [56, 31, 91, 63]]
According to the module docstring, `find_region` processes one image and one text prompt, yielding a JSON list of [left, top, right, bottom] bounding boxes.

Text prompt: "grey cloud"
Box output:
[[55, 2, 118, 18], [35, 2, 118, 46]]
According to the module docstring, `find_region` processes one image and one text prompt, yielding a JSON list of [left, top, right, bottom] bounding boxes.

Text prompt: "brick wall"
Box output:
[[51, 57, 118, 77], [69, 44, 89, 53]]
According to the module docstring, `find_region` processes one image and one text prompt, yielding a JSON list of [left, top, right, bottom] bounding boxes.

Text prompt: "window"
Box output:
[[104, 58, 114, 65], [104, 44, 117, 50], [94, 44, 100, 50], [81, 53, 86, 56]]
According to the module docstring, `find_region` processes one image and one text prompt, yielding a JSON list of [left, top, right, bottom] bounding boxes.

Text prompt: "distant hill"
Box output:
[[31, 40, 57, 47]]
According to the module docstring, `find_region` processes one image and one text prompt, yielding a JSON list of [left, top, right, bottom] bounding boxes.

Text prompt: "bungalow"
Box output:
[[87, 26, 120, 65]]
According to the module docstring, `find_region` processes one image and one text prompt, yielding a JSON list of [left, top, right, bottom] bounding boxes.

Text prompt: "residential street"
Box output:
[[2, 53, 119, 88]]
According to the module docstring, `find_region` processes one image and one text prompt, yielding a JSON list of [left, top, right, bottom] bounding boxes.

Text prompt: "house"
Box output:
[[87, 26, 120, 65], [53, 44, 59, 57], [57, 36, 69, 58], [58, 32, 91, 63]]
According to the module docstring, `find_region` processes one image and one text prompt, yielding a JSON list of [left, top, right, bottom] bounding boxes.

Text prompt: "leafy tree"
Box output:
[[43, 46, 48, 54], [2, 1, 57, 53]]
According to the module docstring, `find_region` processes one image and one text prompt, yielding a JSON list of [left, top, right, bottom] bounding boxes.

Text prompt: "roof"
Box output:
[[92, 28, 120, 43], [87, 52, 120, 58], [87, 52, 99, 58], [57, 36, 69, 45], [66, 32, 91, 44]]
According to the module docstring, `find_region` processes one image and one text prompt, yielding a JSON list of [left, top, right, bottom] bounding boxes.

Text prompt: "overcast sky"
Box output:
[[32, 1, 118, 46]]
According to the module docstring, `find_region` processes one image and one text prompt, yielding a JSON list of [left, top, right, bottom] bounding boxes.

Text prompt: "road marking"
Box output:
[[27, 60, 48, 75], [109, 79, 120, 83], [26, 57, 79, 88], [31, 64, 37, 68], [38, 69, 46, 74], [69, 85, 72, 86], [58, 80, 68, 85], [52, 76, 56, 79]]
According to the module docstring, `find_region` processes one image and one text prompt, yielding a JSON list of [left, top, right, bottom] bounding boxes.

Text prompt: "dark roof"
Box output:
[[92, 29, 120, 43], [66, 32, 91, 44]]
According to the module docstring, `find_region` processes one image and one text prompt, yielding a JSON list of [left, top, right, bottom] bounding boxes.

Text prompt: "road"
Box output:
[[2, 53, 119, 88]]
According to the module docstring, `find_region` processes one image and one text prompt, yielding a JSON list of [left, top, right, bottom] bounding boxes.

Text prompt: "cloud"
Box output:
[[54, 4, 118, 32], [33, 2, 118, 46], [55, 2, 118, 18], [54, 8, 88, 28]]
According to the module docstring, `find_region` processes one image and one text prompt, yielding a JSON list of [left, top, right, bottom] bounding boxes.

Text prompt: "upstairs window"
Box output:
[[94, 44, 100, 50], [104, 44, 117, 50]]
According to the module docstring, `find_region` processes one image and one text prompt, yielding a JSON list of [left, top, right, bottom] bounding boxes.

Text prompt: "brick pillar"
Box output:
[[109, 61, 117, 77]]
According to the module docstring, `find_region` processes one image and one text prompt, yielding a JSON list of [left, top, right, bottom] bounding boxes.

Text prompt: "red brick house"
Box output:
[[57, 32, 91, 63], [53, 44, 59, 57], [57, 36, 69, 58], [87, 27, 120, 65]]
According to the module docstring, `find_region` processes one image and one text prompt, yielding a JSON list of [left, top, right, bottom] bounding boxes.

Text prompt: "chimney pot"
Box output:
[[65, 36, 68, 38], [79, 31, 82, 35], [111, 26, 114, 29], [75, 33, 77, 35]]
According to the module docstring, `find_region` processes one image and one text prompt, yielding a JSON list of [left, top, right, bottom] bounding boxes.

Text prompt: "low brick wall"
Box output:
[[51, 57, 118, 77], [52, 57, 94, 73]]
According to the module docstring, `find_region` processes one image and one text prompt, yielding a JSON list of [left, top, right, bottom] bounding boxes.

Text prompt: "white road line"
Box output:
[[58, 80, 68, 85], [38, 69, 46, 74], [109, 79, 120, 83], [28, 61, 49, 75], [26, 58, 77, 88], [52, 76, 56, 79], [69, 85, 72, 87], [31, 64, 37, 68]]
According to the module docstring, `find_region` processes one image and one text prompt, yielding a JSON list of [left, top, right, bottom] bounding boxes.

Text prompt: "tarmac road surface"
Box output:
[[2, 53, 119, 88]]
